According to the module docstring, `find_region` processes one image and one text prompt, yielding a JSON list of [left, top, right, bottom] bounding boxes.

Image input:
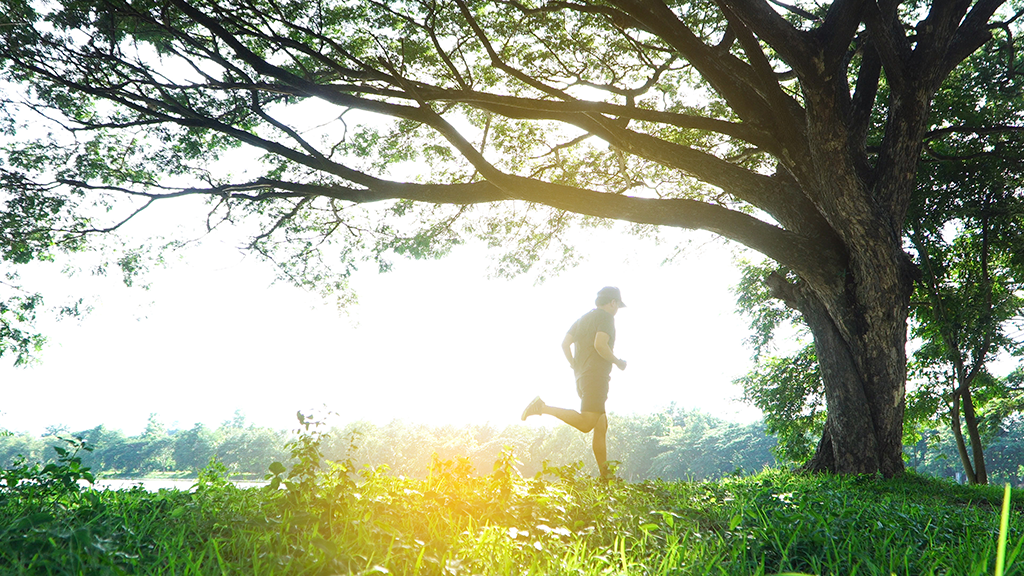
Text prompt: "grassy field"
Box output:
[[2, 440, 1023, 575]]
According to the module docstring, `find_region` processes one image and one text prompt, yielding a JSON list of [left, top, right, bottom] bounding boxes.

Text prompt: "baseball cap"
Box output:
[[597, 286, 626, 307]]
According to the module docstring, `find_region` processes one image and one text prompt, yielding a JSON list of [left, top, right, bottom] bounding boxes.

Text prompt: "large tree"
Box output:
[[735, 43, 1024, 481], [1, 0, 1021, 476]]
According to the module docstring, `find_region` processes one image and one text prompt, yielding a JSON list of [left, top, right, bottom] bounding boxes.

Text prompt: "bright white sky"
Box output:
[[0, 210, 764, 436], [0, 85, 768, 437]]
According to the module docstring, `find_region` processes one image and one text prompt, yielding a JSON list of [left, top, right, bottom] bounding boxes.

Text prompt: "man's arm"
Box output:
[[594, 332, 627, 370], [562, 332, 575, 369]]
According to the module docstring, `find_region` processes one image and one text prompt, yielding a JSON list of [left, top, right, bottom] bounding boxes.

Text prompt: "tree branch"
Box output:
[[410, 86, 773, 147], [817, 0, 867, 69], [607, 0, 794, 136], [59, 169, 843, 285], [861, 0, 913, 89], [924, 123, 1024, 142], [849, 39, 882, 159], [716, 0, 816, 75], [716, 4, 808, 153], [453, 0, 575, 101]]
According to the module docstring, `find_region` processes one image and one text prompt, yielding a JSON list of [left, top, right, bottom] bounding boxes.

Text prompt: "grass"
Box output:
[[2, 447, 1023, 575]]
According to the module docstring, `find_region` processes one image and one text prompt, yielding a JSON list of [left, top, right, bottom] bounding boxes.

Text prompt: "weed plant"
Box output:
[[2, 422, 1023, 575]]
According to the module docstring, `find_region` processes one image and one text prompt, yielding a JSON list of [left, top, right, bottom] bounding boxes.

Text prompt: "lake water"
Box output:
[[88, 478, 267, 492]]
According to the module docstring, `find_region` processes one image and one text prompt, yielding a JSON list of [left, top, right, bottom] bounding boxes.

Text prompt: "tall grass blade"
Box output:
[[996, 483, 1011, 576]]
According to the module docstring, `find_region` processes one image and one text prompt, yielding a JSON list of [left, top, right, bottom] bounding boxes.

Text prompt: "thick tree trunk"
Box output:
[[770, 257, 912, 478], [775, 68, 924, 478], [806, 297, 907, 476], [800, 294, 881, 473]]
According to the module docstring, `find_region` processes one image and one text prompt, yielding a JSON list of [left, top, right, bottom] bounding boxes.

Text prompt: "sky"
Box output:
[[0, 209, 764, 437], [0, 86, 767, 438]]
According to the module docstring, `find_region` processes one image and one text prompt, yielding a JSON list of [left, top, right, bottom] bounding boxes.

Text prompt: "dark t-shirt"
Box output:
[[568, 308, 616, 381]]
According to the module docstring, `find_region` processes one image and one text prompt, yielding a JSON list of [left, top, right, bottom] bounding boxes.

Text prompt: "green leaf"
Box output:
[[729, 514, 742, 530], [311, 536, 336, 556], [14, 512, 54, 529]]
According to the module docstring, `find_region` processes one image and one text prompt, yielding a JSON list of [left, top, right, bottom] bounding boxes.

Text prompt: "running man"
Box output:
[[521, 286, 627, 478]]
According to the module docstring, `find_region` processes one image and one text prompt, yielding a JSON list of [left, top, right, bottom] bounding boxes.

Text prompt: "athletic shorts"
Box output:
[[576, 374, 609, 414]]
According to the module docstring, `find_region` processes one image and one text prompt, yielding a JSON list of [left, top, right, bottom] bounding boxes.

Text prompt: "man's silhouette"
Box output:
[[521, 286, 627, 478]]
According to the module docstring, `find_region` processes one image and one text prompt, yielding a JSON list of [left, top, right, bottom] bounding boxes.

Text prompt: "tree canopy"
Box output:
[[2, 0, 1023, 475]]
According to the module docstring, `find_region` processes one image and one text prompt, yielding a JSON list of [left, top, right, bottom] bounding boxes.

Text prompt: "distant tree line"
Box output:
[[1, 406, 776, 481], [326, 406, 778, 481], [8, 404, 1024, 483], [0, 411, 291, 478]]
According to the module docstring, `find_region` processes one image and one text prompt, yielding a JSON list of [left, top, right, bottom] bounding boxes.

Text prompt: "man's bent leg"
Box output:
[[542, 406, 600, 433], [592, 413, 608, 477]]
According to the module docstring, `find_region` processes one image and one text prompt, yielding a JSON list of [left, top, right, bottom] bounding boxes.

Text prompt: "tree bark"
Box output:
[[959, 383, 989, 484], [797, 302, 910, 477], [950, 390, 978, 483], [769, 270, 910, 477], [801, 294, 881, 474]]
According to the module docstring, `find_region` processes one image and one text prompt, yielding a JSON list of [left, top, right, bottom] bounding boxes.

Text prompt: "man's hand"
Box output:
[[615, 358, 627, 371], [562, 332, 575, 369]]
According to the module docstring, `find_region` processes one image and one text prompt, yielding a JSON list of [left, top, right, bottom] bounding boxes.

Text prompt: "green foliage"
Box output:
[[737, 345, 825, 464], [2, 439, 1024, 575], [328, 407, 775, 482], [732, 261, 825, 464], [732, 261, 803, 360], [20, 404, 1024, 492], [29, 404, 1024, 487], [0, 435, 94, 506], [898, 40, 1024, 481], [0, 180, 76, 265], [651, 410, 778, 479], [0, 280, 89, 366], [909, 413, 1024, 486], [0, 417, 290, 479], [264, 408, 360, 521], [0, 0, 901, 361], [171, 423, 217, 472], [0, 287, 46, 366]]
